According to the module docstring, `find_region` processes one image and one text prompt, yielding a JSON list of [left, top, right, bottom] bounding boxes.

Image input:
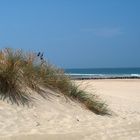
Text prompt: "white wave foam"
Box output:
[[65, 73, 140, 78], [131, 74, 140, 77]]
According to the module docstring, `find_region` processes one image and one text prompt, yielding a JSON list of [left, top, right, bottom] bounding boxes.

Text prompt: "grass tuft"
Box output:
[[0, 48, 109, 115], [67, 84, 109, 115]]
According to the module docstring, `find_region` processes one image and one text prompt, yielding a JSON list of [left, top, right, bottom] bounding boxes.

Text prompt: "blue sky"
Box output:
[[0, 0, 140, 68]]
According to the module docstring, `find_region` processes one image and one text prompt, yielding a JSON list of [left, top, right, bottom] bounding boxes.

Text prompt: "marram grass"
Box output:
[[0, 48, 109, 115]]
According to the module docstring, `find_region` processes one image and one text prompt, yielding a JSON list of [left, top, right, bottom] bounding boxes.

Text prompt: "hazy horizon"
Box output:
[[65, 67, 140, 69]]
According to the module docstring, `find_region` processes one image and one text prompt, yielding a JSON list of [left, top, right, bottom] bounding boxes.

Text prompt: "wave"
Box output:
[[130, 74, 140, 77], [65, 73, 140, 79]]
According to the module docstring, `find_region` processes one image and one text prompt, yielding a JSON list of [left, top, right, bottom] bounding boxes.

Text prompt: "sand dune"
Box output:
[[0, 79, 140, 140]]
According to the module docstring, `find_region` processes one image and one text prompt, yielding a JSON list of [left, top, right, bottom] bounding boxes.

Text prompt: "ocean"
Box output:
[[64, 68, 140, 79]]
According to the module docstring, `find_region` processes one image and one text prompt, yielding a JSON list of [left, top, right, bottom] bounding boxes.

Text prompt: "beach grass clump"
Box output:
[[0, 48, 109, 115], [0, 48, 32, 105], [67, 84, 108, 115]]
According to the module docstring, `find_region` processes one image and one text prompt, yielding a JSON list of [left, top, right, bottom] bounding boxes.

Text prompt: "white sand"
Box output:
[[0, 79, 140, 140]]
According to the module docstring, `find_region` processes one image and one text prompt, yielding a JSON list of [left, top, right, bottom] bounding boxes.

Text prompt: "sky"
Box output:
[[0, 0, 140, 68]]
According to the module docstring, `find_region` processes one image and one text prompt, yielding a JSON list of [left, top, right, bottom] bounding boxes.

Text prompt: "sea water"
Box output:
[[65, 68, 140, 79]]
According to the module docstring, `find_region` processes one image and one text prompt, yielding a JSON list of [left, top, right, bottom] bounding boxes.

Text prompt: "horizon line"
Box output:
[[64, 67, 140, 69]]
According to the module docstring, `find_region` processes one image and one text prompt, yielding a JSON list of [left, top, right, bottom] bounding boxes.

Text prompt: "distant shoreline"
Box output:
[[65, 67, 140, 80]]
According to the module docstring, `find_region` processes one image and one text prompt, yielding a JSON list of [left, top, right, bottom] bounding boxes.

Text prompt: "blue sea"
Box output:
[[64, 68, 140, 79]]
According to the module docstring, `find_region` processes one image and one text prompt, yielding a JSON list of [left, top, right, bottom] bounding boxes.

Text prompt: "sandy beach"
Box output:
[[0, 79, 140, 140]]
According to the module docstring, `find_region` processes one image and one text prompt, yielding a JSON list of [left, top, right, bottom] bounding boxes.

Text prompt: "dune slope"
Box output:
[[0, 80, 140, 140]]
